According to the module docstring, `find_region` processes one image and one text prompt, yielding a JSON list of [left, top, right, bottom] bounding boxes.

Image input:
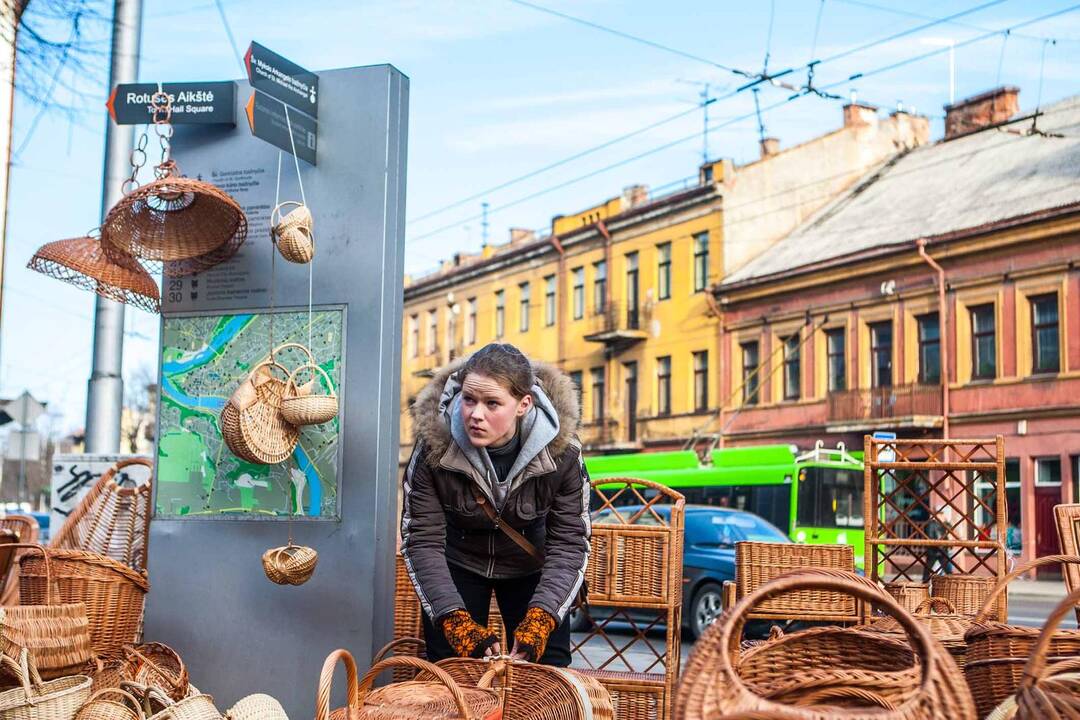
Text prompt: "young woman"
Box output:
[[401, 343, 590, 666]]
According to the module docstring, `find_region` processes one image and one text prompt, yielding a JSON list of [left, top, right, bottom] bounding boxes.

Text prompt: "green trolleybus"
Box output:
[[585, 441, 867, 568]]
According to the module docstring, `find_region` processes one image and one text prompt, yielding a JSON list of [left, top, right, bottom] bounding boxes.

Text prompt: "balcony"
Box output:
[[583, 301, 647, 352], [827, 383, 944, 432]]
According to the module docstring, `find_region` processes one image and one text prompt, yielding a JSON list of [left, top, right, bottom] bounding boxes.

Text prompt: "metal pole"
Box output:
[[85, 0, 142, 453]]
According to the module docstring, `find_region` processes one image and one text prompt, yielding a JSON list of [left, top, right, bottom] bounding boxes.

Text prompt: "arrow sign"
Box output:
[[1, 391, 46, 427], [246, 91, 317, 165], [244, 41, 318, 118], [107, 82, 236, 125]]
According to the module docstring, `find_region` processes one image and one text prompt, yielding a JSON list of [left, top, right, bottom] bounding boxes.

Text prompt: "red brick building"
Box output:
[[712, 88, 1080, 570]]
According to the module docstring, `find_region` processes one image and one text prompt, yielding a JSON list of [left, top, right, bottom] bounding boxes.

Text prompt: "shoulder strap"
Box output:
[[471, 487, 544, 564]]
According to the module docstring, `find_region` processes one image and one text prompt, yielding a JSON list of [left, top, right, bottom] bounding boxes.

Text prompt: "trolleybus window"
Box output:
[[796, 467, 864, 528]]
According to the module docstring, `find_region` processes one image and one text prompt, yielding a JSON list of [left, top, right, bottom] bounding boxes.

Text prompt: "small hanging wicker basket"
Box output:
[[271, 202, 314, 264], [101, 164, 247, 276], [27, 236, 160, 313], [280, 363, 338, 426], [261, 543, 318, 586]]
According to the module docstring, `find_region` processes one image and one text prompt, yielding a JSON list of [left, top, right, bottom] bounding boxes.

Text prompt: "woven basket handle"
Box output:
[[975, 555, 1080, 622], [356, 656, 475, 720], [271, 343, 315, 365], [789, 685, 896, 710], [271, 201, 305, 227], [316, 649, 360, 720], [476, 658, 510, 690], [102, 457, 153, 490], [285, 363, 336, 398], [720, 570, 939, 703], [9, 543, 53, 606], [123, 644, 185, 689], [1020, 585, 1080, 688], [78, 688, 147, 720], [0, 649, 45, 701], [370, 638, 426, 665], [914, 597, 956, 615]]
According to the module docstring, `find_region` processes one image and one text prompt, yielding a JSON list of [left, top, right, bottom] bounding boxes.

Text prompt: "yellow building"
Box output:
[[401, 104, 929, 461]]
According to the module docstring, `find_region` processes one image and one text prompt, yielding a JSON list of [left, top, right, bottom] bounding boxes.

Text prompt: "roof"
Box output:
[[721, 94, 1080, 288]]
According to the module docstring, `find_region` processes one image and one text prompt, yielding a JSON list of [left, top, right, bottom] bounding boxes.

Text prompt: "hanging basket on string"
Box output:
[[27, 235, 160, 313], [261, 543, 317, 586], [271, 202, 314, 264], [101, 161, 247, 276], [281, 363, 338, 426]]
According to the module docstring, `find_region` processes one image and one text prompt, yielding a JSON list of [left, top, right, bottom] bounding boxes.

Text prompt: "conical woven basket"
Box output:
[[101, 167, 246, 275], [28, 236, 160, 314], [280, 364, 338, 426], [261, 543, 317, 586], [271, 202, 314, 264]]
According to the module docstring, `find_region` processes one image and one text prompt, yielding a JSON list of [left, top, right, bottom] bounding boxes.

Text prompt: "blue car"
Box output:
[[579, 504, 791, 639]]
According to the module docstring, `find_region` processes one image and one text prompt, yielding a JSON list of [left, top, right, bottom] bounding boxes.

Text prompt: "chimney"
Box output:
[[622, 184, 649, 209], [843, 102, 878, 128], [944, 86, 1019, 140], [509, 228, 536, 245], [759, 137, 780, 158]]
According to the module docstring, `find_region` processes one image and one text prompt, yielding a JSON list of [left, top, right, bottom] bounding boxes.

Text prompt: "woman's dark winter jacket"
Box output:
[[400, 360, 591, 623]]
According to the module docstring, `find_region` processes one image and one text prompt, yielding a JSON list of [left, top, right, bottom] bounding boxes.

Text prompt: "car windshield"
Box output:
[[698, 512, 788, 545]]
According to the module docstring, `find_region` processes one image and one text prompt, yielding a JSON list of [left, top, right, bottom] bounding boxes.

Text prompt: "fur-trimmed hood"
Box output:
[[411, 358, 581, 468]]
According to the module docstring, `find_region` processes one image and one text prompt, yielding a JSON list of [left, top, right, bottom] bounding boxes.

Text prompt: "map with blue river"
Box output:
[[157, 309, 343, 518]]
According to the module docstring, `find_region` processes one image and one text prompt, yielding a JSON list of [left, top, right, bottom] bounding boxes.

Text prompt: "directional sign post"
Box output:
[[244, 41, 319, 117], [107, 82, 237, 125], [245, 90, 317, 165]]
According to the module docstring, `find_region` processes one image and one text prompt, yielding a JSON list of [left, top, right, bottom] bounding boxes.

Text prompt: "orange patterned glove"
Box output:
[[513, 607, 557, 662], [439, 610, 499, 658]]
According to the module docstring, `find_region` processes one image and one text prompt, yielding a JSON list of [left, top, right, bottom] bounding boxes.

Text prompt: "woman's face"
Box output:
[[460, 372, 532, 448]]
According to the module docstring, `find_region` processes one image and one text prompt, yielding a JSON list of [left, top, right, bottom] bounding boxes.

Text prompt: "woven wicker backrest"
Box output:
[[734, 542, 858, 620], [0, 516, 39, 607], [50, 458, 152, 572]]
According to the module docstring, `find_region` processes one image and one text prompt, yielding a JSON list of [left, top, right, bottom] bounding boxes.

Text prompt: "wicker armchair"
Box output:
[[721, 541, 867, 625], [0, 515, 38, 605]]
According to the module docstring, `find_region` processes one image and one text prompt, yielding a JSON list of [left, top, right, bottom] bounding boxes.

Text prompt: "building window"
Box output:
[[741, 341, 760, 405], [1031, 293, 1060, 374], [569, 370, 583, 415], [656, 356, 671, 416], [917, 312, 940, 385], [625, 252, 640, 329], [447, 312, 457, 358], [593, 260, 607, 315], [870, 321, 893, 388], [783, 333, 801, 401], [693, 351, 708, 412], [973, 458, 1021, 550], [494, 291, 505, 339], [590, 367, 605, 422], [657, 242, 672, 300], [426, 309, 438, 355], [970, 304, 995, 380], [693, 231, 709, 292], [1037, 457, 1062, 486], [408, 314, 419, 359], [518, 282, 530, 333], [572, 267, 585, 320], [826, 327, 846, 392], [544, 275, 556, 327], [466, 298, 477, 345]]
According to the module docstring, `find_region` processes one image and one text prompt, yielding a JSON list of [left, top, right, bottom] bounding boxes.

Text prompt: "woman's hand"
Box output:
[[484, 641, 502, 657], [507, 642, 528, 661], [511, 607, 557, 662]]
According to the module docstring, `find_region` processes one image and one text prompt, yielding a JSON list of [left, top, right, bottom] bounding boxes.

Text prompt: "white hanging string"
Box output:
[[281, 104, 315, 361], [283, 105, 307, 206]]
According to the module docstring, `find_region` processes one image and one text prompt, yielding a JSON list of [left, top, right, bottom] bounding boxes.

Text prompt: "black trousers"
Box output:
[[421, 562, 572, 667]]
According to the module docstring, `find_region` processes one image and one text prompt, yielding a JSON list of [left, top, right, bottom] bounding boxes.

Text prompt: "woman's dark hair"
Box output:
[[459, 343, 534, 399]]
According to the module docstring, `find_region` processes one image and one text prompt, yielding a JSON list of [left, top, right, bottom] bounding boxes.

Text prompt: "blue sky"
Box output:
[[2, 0, 1079, 434]]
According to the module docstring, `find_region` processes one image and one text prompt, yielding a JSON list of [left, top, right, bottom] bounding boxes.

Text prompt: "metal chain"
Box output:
[[150, 89, 175, 177], [122, 132, 149, 195]]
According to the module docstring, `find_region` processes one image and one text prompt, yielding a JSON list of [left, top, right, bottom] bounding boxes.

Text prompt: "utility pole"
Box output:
[[85, 0, 142, 453]]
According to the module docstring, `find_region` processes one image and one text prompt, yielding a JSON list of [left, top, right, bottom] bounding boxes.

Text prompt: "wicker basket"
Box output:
[[932, 573, 1002, 618], [429, 658, 614, 720], [19, 549, 149, 660], [673, 570, 976, 719], [882, 582, 930, 614], [74, 689, 145, 720], [0, 545, 94, 680], [85, 658, 125, 692], [863, 597, 973, 667], [271, 202, 314, 264], [734, 542, 856, 619], [145, 694, 221, 720], [985, 585, 1080, 719], [318, 651, 501, 720], [119, 644, 188, 702], [223, 695, 286, 720], [261, 544, 317, 586], [27, 236, 160, 314], [0, 516, 40, 607], [280, 364, 337, 426], [0, 649, 92, 720], [964, 554, 1080, 718], [50, 458, 152, 573], [220, 362, 299, 465]]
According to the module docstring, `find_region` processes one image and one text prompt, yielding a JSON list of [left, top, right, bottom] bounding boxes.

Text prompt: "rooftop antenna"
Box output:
[[752, 87, 767, 148], [481, 201, 489, 247], [676, 79, 716, 164]]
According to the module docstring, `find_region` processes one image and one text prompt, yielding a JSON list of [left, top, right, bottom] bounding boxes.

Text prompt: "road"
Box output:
[[569, 593, 1073, 670]]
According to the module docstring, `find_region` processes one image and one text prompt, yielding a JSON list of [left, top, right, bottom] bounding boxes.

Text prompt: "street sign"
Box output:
[[245, 90, 317, 165], [1, 391, 46, 427], [873, 430, 897, 463], [5, 429, 40, 461], [107, 82, 237, 125], [244, 41, 318, 118]]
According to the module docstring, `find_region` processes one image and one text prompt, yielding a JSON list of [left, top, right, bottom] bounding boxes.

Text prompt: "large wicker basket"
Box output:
[[19, 549, 149, 660], [882, 582, 930, 614], [932, 573, 1002, 618], [0, 649, 92, 720], [673, 570, 975, 719], [964, 554, 1080, 718], [429, 658, 613, 720], [734, 542, 856, 619], [220, 361, 299, 465], [318, 651, 501, 720]]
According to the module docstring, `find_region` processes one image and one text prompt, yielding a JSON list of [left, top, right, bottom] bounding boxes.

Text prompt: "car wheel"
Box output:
[[690, 583, 724, 640], [568, 605, 591, 632]]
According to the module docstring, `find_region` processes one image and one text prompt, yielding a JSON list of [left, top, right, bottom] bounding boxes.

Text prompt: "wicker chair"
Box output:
[[721, 541, 868, 626], [571, 477, 685, 720], [0, 515, 39, 605]]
